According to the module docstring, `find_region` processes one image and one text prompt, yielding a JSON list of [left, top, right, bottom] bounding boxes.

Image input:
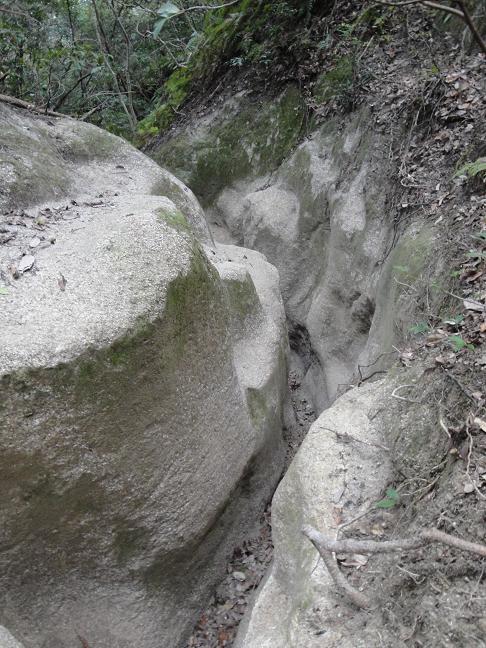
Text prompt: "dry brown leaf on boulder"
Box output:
[[473, 417, 486, 433]]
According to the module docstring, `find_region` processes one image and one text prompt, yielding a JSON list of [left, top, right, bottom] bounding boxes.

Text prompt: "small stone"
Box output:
[[29, 236, 41, 248], [463, 482, 474, 494], [232, 571, 246, 582]]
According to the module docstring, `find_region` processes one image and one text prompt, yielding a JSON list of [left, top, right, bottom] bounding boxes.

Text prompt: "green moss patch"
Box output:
[[136, 67, 194, 144], [224, 272, 260, 320], [151, 85, 305, 206], [312, 56, 354, 104], [156, 207, 191, 233]]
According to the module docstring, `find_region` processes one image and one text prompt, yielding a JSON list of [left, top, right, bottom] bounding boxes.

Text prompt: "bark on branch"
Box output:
[[0, 93, 68, 118], [302, 524, 486, 609]]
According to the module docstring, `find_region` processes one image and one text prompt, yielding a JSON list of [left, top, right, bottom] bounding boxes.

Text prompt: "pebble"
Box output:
[[232, 571, 246, 582]]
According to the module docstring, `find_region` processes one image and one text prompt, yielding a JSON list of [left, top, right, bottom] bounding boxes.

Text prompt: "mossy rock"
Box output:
[[150, 85, 306, 206], [156, 207, 192, 234], [60, 123, 122, 162], [312, 56, 354, 104]]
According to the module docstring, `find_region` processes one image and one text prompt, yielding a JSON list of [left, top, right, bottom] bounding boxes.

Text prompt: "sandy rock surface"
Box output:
[[0, 104, 288, 648]]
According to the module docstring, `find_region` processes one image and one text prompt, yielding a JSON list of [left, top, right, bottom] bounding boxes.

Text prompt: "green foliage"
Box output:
[[409, 321, 430, 335], [313, 56, 354, 103], [448, 335, 474, 352], [0, 0, 222, 136], [454, 158, 486, 178], [375, 487, 400, 509], [0, 0, 375, 138], [136, 66, 192, 141]]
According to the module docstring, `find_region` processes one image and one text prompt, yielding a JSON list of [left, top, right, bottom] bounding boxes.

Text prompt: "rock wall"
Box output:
[[153, 96, 439, 412], [0, 104, 289, 647], [151, 89, 447, 648], [235, 363, 459, 648], [148, 86, 306, 207]]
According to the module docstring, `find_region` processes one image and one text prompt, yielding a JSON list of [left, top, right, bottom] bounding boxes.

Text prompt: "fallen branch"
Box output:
[[391, 384, 423, 404], [0, 93, 68, 118], [320, 426, 390, 452], [373, 0, 463, 18], [454, 0, 486, 55], [302, 524, 486, 609]]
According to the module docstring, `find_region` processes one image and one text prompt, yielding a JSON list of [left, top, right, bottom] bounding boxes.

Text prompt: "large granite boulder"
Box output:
[[235, 377, 391, 648], [235, 364, 459, 648], [0, 104, 288, 647], [0, 627, 24, 648]]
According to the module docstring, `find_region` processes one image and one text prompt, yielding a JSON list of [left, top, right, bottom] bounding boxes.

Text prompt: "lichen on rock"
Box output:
[[0, 103, 289, 648], [149, 85, 306, 206]]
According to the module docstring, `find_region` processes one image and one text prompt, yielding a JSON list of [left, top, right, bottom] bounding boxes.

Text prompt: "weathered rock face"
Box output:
[[212, 113, 439, 411], [0, 626, 25, 648], [149, 86, 306, 207], [235, 376, 393, 648], [0, 105, 289, 647], [235, 364, 453, 648], [154, 91, 446, 648], [156, 100, 438, 412]]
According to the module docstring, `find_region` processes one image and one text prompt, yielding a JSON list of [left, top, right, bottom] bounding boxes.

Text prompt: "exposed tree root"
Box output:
[[302, 524, 486, 609]]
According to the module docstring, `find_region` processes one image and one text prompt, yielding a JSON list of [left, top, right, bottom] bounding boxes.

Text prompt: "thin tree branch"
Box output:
[[0, 4, 41, 23], [53, 71, 93, 111], [158, 0, 240, 25], [0, 93, 68, 117], [373, 0, 486, 52], [373, 0, 464, 16], [302, 524, 486, 609], [317, 543, 371, 608], [454, 0, 486, 54], [173, 1, 239, 14], [422, 1, 464, 18], [90, 0, 137, 132]]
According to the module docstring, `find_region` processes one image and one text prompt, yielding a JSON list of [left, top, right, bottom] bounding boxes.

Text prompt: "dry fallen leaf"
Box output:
[[18, 254, 35, 273], [338, 553, 369, 568], [58, 273, 67, 292], [473, 417, 486, 433]]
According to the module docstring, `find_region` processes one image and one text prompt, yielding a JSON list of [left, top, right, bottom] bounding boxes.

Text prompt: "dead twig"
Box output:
[[356, 350, 397, 386], [302, 524, 486, 609], [373, 0, 486, 53], [391, 384, 423, 404], [320, 426, 390, 452], [77, 635, 91, 648], [319, 545, 371, 608]]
